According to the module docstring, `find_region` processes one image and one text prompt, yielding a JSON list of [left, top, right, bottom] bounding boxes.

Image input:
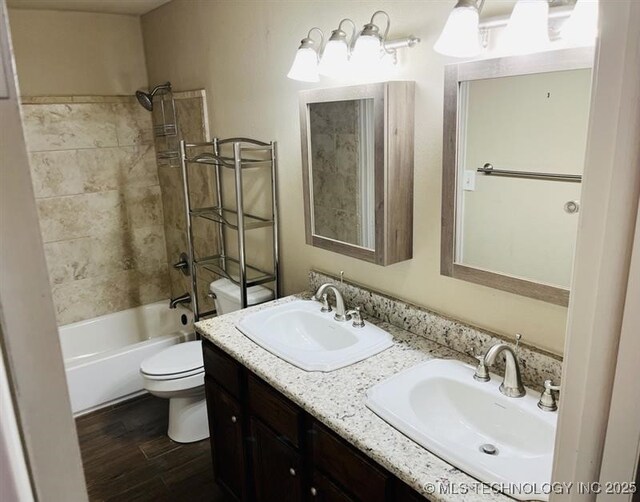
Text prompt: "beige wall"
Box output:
[[141, 0, 569, 354], [8, 9, 148, 96]]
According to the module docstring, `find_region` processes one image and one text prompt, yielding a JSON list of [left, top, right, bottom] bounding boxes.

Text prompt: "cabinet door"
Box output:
[[250, 417, 302, 502], [205, 377, 247, 501], [308, 469, 354, 502], [309, 422, 388, 502]]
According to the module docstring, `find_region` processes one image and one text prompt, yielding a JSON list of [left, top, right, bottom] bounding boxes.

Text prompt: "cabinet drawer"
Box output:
[[248, 373, 300, 448], [310, 422, 388, 502], [203, 340, 242, 399]]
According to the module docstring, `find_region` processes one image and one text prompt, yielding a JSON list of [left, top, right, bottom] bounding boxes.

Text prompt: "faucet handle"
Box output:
[[345, 306, 365, 328], [319, 293, 332, 313], [514, 333, 522, 353], [473, 352, 490, 382], [537, 379, 560, 412]]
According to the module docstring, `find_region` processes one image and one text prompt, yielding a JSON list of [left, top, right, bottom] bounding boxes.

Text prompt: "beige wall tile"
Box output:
[[29, 150, 83, 198], [52, 271, 136, 325], [36, 194, 91, 242], [157, 167, 185, 231], [121, 144, 159, 188], [87, 190, 128, 237], [113, 103, 154, 146], [22, 103, 118, 151], [124, 185, 164, 228], [43, 238, 93, 285], [77, 148, 122, 193], [137, 265, 171, 305], [131, 225, 168, 270], [52, 266, 170, 326]]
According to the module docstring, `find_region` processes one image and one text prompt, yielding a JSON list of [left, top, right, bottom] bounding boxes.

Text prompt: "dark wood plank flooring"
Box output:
[[76, 394, 231, 502]]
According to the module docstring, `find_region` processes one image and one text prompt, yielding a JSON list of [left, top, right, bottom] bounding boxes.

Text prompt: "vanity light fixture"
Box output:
[[288, 11, 419, 83], [502, 0, 551, 54], [561, 0, 598, 47], [318, 19, 356, 78], [287, 27, 324, 83], [433, 0, 484, 58], [435, 0, 598, 58]]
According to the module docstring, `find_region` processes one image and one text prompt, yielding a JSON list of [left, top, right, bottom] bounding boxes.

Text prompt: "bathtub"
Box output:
[[59, 301, 195, 415]]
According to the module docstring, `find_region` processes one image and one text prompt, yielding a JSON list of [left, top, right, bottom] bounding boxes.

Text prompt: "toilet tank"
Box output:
[[209, 278, 274, 315]]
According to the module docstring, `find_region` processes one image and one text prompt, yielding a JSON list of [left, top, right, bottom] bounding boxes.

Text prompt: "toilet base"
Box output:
[[167, 389, 209, 443]]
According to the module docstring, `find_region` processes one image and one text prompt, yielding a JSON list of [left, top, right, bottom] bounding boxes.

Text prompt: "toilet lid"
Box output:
[[141, 340, 204, 377]]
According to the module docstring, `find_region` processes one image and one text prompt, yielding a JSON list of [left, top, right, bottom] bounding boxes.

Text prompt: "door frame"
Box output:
[[0, 1, 88, 500], [551, 1, 640, 498]]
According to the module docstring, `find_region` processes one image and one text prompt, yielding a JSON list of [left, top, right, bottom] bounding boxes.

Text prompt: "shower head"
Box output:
[[135, 82, 171, 111]]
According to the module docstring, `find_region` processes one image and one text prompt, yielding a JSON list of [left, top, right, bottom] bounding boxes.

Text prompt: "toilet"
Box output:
[[140, 278, 274, 443]]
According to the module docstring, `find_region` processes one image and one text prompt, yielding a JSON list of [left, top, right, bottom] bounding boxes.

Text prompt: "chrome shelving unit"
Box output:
[[179, 137, 279, 321]]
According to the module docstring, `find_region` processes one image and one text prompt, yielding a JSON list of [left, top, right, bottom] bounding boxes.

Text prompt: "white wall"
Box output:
[[8, 8, 148, 96], [140, 0, 572, 354]]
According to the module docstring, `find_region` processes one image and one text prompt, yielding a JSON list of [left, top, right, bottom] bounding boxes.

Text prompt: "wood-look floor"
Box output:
[[75, 395, 231, 502]]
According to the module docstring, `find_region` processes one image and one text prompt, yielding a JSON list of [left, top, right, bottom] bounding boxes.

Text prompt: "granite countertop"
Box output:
[[196, 294, 516, 502]]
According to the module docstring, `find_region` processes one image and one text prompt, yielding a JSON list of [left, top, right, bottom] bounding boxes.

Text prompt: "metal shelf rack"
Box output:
[[179, 137, 279, 321], [153, 90, 180, 167]]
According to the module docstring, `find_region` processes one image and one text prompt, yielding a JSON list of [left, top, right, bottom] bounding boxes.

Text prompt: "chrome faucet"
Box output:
[[476, 340, 525, 398], [169, 293, 191, 309], [314, 283, 348, 321]]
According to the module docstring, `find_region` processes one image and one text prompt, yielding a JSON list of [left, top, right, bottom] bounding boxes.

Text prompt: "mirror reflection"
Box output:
[[456, 69, 592, 288], [308, 99, 375, 250]]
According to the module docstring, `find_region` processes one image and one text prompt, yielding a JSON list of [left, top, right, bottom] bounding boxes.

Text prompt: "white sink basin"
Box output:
[[236, 299, 393, 372], [366, 359, 557, 501]]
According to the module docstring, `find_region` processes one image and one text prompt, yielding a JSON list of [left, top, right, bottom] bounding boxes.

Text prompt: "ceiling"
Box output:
[[6, 0, 172, 16]]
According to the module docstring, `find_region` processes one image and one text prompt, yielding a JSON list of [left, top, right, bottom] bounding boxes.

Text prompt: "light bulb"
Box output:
[[561, 0, 598, 47], [352, 33, 383, 69], [502, 0, 550, 55], [287, 45, 319, 82], [319, 38, 350, 78], [434, 0, 481, 58]]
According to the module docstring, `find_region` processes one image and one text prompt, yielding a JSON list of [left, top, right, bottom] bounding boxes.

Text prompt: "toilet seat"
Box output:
[[140, 340, 203, 380]]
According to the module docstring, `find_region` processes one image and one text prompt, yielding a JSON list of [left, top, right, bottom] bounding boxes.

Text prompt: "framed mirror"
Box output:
[[299, 82, 415, 265], [441, 48, 594, 306]]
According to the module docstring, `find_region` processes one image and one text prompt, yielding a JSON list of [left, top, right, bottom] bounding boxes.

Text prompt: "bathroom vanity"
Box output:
[[195, 276, 560, 502], [202, 339, 425, 502]]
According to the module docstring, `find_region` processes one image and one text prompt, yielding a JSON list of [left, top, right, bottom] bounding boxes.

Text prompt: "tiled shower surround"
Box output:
[[22, 92, 217, 326], [22, 96, 169, 325]]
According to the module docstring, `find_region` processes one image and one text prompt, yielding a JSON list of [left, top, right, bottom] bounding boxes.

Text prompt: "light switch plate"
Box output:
[[463, 170, 476, 191]]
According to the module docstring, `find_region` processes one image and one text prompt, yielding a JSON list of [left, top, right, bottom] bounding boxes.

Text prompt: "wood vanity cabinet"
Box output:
[[202, 339, 429, 502]]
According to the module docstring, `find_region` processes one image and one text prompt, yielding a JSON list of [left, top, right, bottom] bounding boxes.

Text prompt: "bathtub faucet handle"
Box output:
[[169, 293, 191, 309], [173, 252, 190, 276]]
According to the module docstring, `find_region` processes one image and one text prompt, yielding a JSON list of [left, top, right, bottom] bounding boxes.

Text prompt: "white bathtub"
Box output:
[[59, 300, 195, 415]]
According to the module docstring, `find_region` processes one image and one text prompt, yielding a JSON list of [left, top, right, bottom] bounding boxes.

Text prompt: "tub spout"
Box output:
[[169, 293, 191, 309]]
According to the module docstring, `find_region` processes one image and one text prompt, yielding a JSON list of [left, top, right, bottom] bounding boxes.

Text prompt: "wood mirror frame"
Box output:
[[441, 48, 594, 306], [299, 81, 415, 266]]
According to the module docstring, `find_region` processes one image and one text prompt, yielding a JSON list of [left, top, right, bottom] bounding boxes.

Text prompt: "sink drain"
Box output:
[[479, 443, 498, 455]]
